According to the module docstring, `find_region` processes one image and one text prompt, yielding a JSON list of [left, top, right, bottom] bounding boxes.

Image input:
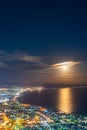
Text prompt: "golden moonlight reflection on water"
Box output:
[[57, 88, 73, 113]]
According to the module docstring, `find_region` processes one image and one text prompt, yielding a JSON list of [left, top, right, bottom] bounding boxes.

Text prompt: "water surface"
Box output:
[[18, 87, 87, 115]]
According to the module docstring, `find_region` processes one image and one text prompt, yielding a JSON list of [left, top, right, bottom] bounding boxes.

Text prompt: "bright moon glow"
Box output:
[[62, 65, 68, 70], [52, 61, 80, 71]]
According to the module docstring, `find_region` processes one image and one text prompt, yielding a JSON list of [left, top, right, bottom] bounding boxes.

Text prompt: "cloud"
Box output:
[[0, 50, 82, 71], [0, 50, 53, 84], [0, 50, 84, 84], [0, 50, 49, 70], [0, 62, 6, 68], [0, 50, 41, 63], [19, 55, 41, 63], [52, 61, 81, 69]]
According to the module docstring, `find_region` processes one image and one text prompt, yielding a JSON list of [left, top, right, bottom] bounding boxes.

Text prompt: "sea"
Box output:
[[18, 85, 87, 115]]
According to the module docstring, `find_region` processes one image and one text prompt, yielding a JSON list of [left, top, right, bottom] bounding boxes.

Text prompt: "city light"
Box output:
[[0, 87, 87, 129]]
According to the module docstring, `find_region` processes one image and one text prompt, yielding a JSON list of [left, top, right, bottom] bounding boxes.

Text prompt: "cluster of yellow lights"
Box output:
[[0, 112, 41, 130], [0, 112, 53, 130], [0, 103, 53, 130]]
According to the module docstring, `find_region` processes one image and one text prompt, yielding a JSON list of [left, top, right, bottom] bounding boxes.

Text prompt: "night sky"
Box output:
[[0, 0, 87, 85]]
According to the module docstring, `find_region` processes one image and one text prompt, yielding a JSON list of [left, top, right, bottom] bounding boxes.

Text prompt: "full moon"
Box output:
[[62, 65, 68, 70], [52, 61, 80, 72]]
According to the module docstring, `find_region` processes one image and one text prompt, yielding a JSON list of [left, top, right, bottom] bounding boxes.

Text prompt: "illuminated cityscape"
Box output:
[[0, 87, 87, 130]]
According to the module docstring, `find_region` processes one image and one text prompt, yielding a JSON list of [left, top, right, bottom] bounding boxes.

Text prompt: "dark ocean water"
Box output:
[[18, 87, 87, 115]]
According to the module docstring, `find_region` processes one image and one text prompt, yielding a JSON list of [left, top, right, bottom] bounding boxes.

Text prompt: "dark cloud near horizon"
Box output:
[[0, 50, 51, 84], [0, 50, 85, 85]]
